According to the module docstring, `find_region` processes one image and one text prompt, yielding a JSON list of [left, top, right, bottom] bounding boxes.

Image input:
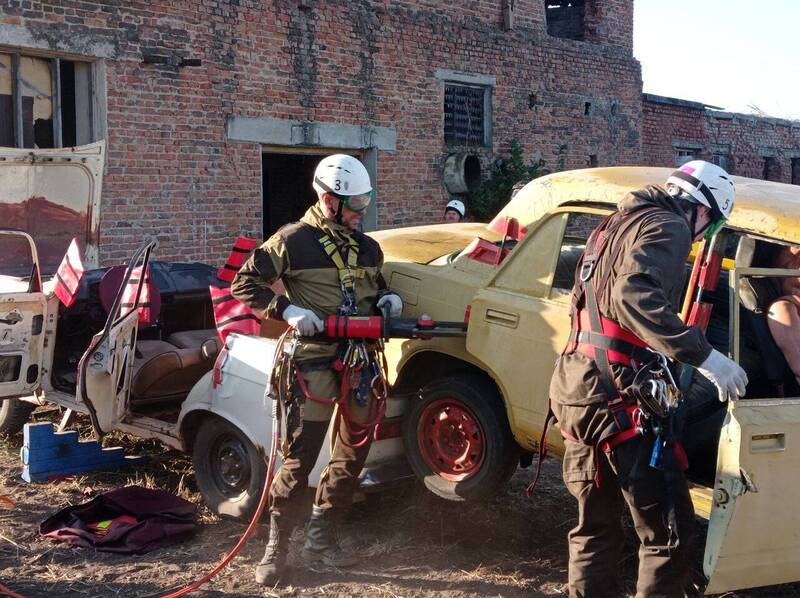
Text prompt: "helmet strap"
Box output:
[[334, 196, 344, 225]]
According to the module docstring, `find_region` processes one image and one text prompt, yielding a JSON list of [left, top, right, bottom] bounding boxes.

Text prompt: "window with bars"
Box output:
[[0, 51, 97, 148], [712, 152, 730, 172], [444, 83, 488, 147]]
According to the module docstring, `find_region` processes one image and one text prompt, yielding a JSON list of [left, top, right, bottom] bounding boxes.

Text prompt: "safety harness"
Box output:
[[269, 230, 388, 448], [528, 206, 688, 548]]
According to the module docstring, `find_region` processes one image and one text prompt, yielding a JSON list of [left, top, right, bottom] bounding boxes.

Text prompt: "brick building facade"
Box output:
[[1, 1, 798, 267], [642, 93, 800, 184], [0, 0, 642, 265]]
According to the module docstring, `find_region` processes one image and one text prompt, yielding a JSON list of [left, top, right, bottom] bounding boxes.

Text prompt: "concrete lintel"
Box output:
[[672, 139, 704, 150], [0, 24, 116, 59], [434, 68, 497, 87], [226, 116, 396, 151]]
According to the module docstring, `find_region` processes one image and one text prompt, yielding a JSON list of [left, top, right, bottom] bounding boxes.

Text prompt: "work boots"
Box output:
[[255, 511, 292, 585], [301, 505, 358, 567]]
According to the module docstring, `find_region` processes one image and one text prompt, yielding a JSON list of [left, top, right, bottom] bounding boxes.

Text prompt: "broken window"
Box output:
[[545, 0, 586, 41], [0, 51, 95, 148], [792, 158, 800, 186], [763, 156, 781, 181], [444, 83, 488, 147], [675, 148, 696, 167]]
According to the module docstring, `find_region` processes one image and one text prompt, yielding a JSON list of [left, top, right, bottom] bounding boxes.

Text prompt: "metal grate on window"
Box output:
[[444, 83, 485, 146]]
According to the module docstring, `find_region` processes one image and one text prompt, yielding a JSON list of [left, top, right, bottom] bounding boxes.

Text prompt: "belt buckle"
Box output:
[[579, 259, 594, 282]]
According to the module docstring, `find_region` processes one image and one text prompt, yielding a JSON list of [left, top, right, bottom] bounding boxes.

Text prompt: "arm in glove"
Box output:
[[696, 349, 748, 402], [376, 292, 403, 318], [282, 305, 323, 336]]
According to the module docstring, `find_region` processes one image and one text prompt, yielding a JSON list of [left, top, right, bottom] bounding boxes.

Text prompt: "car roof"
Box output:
[[499, 166, 800, 244]]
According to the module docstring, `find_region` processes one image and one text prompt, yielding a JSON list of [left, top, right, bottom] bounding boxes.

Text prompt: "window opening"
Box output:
[[545, 0, 586, 41], [675, 148, 696, 167], [763, 156, 780, 181], [444, 83, 486, 147], [712, 152, 730, 172], [0, 51, 93, 148], [553, 212, 605, 291]]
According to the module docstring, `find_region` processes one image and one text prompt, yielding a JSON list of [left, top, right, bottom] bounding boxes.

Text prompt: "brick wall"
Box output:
[[642, 95, 800, 183], [0, 0, 641, 265]]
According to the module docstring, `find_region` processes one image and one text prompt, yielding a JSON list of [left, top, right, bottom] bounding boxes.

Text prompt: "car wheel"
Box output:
[[192, 416, 267, 520], [403, 374, 517, 501], [0, 398, 35, 435]]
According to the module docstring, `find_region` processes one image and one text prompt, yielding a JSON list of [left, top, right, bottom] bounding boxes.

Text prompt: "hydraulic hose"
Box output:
[[0, 357, 284, 598]]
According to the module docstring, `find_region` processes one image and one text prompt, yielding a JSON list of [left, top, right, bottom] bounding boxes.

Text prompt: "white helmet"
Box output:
[[313, 154, 372, 212], [666, 160, 735, 222], [446, 199, 466, 217]]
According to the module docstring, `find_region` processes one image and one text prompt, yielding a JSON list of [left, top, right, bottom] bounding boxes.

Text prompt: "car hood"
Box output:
[[0, 142, 105, 276], [369, 222, 501, 264]]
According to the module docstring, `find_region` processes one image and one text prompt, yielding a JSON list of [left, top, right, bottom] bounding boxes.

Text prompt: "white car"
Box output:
[[0, 142, 409, 517]]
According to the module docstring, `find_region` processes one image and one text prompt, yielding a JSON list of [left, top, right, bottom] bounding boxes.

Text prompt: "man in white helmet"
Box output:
[[232, 154, 403, 585], [444, 199, 465, 222], [548, 160, 747, 596]]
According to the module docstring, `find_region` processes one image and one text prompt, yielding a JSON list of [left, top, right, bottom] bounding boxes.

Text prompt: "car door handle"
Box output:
[[0, 311, 23, 325], [484, 309, 519, 328]]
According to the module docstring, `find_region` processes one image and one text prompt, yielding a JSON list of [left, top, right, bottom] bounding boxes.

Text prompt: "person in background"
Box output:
[[444, 199, 465, 222]]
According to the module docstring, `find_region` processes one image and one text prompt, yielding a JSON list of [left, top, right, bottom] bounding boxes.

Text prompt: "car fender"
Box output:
[[389, 338, 517, 433], [178, 370, 271, 454]]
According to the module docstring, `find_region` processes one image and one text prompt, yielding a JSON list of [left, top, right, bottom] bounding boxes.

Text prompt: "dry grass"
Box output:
[[1, 406, 800, 597]]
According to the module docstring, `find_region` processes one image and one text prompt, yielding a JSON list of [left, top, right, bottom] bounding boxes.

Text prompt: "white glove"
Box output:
[[696, 349, 748, 402], [377, 293, 403, 318], [282, 304, 323, 336]]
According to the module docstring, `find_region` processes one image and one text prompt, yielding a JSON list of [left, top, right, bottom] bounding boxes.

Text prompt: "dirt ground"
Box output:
[[1, 407, 799, 598]]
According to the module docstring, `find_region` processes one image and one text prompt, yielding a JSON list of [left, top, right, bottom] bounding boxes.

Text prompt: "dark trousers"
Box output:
[[563, 436, 696, 598], [269, 368, 373, 520]]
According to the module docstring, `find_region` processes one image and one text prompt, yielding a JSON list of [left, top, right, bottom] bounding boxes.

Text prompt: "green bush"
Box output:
[[467, 141, 555, 221]]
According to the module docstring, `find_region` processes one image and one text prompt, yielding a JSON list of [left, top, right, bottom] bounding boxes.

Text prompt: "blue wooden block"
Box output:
[[22, 456, 144, 483], [21, 423, 144, 483]]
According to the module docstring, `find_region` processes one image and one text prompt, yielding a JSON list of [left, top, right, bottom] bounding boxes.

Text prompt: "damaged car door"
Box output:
[[77, 240, 156, 437], [703, 264, 800, 593]]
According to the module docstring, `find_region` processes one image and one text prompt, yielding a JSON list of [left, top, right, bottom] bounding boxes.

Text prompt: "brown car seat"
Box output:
[[98, 266, 220, 408]]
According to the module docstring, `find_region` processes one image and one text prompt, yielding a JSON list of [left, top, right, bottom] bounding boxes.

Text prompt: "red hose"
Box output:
[[0, 399, 281, 598]]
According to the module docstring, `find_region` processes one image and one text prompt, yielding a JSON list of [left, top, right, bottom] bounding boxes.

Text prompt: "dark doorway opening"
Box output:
[[262, 152, 328, 238]]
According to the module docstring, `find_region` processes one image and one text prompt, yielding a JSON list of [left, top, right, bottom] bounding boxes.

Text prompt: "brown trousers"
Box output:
[[563, 435, 695, 598], [269, 366, 373, 519]]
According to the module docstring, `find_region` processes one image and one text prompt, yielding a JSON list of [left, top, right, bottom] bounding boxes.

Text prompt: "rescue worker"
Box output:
[[549, 160, 748, 597], [231, 154, 403, 585], [444, 199, 465, 222]]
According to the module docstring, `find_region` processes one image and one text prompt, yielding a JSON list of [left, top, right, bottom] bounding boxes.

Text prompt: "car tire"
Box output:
[[403, 374, 517, 501], [0, 398, 35, 435], [192, 416, 267, 520]]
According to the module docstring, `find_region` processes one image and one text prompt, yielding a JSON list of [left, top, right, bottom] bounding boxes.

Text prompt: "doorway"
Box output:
[[261, 152, 328, 238]]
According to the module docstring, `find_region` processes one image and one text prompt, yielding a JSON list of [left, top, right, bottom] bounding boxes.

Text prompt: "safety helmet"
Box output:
[[445, 199, 466, 217], [666, 160, 735, 222], [313, 154, 373, 212]]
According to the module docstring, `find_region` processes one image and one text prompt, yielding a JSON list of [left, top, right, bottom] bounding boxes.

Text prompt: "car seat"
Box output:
[[98, 266, 220, 407]]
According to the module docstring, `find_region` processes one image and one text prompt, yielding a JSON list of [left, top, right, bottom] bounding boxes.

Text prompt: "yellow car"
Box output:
[[375, 166, 800, 595]]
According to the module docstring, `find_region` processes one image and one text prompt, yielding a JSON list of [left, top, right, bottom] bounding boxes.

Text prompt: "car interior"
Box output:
[[52, 261, 222, 420]]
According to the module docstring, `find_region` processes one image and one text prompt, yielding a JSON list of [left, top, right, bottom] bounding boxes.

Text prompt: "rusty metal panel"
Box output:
[[0, 141, 105, 275]]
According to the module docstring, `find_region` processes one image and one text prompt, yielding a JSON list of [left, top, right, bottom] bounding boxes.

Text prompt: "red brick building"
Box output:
[[1, 1, 798, 267], [642, 94, 800, 184], [0, 0, 642, 264]]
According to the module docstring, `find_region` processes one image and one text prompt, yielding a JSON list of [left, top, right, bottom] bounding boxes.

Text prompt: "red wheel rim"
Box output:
[[417, 398, 485, 482]]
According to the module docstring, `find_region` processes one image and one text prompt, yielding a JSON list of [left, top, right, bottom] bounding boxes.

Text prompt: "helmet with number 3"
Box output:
[[312, 154, 373, 211]]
